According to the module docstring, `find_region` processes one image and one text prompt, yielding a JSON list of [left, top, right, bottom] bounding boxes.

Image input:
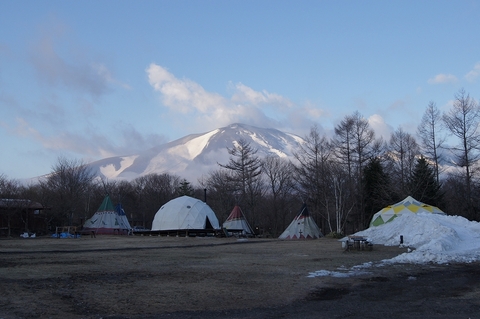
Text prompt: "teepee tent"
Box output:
[[223, 205, 254, 236], [115, 202, 132, 231], [369, 196, 446, 227], [83, 195, 131, 235], [152, 196, 220, 231], [279, 203, 323, 239]]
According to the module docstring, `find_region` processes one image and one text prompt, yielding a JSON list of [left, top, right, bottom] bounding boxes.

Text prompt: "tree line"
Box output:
[[1, 88, 480, 237]]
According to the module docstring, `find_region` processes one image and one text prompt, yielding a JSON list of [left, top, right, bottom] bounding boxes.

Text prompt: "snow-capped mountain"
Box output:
[[87, 123, 305, 182]]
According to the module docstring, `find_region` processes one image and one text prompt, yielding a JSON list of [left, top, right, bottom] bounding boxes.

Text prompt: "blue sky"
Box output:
[[2, 0, 480, 179]]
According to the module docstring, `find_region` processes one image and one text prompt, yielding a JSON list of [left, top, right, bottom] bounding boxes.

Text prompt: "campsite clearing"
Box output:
[[0, 236, 479, 318]]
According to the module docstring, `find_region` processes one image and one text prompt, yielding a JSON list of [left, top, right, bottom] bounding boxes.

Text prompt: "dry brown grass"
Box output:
[[0, 235, 407, 318]]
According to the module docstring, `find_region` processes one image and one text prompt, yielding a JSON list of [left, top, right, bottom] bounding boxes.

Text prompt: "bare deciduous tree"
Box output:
[[333, 111, 377, 229], [334, 116, 355, 178], [40, 157, 97, 226], [0, 175, 21, 236], [442, 89, 480, 220], [417, 101, 445, 184], [329, 161, 354, 234], [132, 173, 180, 228], [198, 169, 237, 223], [388, 127, 420, 197], [262, 156, 296, 235], [293, 125, 334, 232]]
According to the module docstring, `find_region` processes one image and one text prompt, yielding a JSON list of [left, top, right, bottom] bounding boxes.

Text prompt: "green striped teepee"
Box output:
[[83, 195, 131, 235]]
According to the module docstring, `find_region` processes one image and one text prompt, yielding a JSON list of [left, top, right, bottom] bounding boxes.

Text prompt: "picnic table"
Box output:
[[343, 235, 373, 251]]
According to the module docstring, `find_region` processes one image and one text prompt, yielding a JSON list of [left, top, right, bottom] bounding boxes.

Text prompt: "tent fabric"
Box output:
[[115, 203, 132, 231], [223, 205, 254, 235], [369, 196, 446, 227], [151, 196, 220, 231], [83, 195, 132, 234], [279, 203, 323, 239]]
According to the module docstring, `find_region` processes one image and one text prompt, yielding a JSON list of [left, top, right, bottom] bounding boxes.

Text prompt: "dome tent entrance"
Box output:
[[279, 203, 323, 239], [369, 196, 446, 227], [152, 196, 220, 233]]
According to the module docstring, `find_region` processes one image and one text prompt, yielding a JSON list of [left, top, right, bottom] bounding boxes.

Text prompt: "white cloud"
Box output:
[[146, 63, 306, 133], [31, 37, 109, 97], [8, 117, 166, 160], [92, 63, 132, 90], [13, 118, 41, 138], [439, 99, 455, 113], [231, 83, 294, 109], [147, 64, 225, 114], [427, 73, 458, 84], [368, 114, 393, 141], [30, 19, 129, 97], [303, 106, 325, 119], [465, 62, 480, 82]]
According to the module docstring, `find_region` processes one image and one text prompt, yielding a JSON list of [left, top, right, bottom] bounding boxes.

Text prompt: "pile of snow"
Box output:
[[354, 212, 480, 264], [309, 213, 480, 278]]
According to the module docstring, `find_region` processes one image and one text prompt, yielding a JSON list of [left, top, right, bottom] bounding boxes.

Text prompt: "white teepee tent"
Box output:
[[223, 205, 254, 236], [115, 202, 132, 232], [279, 203, 323, 239], [83, 195, 131, 235]]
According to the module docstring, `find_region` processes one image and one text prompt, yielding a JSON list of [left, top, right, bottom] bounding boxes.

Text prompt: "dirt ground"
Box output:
[[0, 235, 479, 319]]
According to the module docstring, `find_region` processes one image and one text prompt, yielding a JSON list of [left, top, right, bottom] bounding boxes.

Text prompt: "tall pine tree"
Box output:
[[363, 157, 393, 228], [409, 156, 443, 207], [176, 179, 194, 196]]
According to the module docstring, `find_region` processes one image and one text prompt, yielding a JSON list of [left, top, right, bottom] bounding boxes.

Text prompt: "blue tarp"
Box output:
[[51, 232, 78, 238]]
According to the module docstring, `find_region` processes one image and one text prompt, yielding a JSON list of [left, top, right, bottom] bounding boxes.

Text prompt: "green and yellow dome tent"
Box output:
[[369, 196, 445, 227]]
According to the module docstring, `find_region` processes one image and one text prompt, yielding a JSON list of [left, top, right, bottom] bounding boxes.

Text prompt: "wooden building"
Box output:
[[0, 199, 46, 237]]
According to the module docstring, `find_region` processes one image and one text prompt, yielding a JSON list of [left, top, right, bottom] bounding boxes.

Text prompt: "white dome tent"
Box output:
[[151, 196, 220, 236]]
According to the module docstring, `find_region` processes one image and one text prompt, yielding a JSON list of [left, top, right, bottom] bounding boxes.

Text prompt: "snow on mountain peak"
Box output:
[[170, 129, 219, 160], [87, 123, 305, 182], [99, 155, 139, 179]]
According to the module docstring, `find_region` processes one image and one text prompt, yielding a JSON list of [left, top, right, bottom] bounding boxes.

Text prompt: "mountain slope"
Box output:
[[87, 123, 305, 182]]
